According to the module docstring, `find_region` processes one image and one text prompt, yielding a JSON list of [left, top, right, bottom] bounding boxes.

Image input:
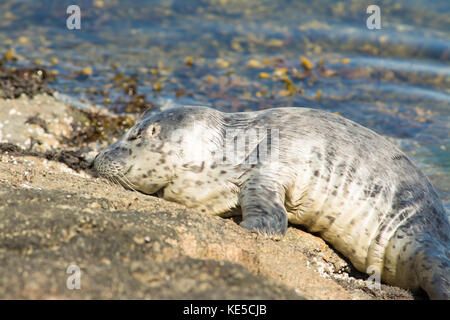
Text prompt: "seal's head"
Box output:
[[94, 109, 184, 194], [94, 106, 223, 195]]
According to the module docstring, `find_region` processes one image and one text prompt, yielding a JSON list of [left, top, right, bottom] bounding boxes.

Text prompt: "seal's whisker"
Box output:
[[119, 176, 136, 192], [122, 179, 138, 192], [106, 176, 115, 187], [112, 177, 121, 188], [117, 173, 137, 192], [110, 176, 120, 187], [101, 176, 112, 187], [121, 173, 139, 189], [107, 177, 114, 186], [124, 178, 138, 192]]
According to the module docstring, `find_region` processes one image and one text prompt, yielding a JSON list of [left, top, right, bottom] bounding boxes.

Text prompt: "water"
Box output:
[[0, 0, 449, 211]]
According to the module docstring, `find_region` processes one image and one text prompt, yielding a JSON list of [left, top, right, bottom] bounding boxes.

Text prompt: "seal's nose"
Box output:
[[91, 153, 100, 170], [93, 153, 101, 166]]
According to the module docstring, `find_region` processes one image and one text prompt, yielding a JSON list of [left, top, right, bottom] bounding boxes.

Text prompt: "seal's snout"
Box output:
[[93, 150, 107, 177], [93, 148, 127, 179]]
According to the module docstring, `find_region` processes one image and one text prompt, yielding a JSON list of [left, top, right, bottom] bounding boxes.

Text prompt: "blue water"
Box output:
[[0, 0, 449, 211]]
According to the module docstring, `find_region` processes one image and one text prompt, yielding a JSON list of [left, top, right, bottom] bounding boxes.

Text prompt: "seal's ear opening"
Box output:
[[148, 124, 161, 138]]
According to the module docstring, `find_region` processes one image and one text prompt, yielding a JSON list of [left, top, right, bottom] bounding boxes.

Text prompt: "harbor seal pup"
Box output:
[[94, 106, 449, 299]]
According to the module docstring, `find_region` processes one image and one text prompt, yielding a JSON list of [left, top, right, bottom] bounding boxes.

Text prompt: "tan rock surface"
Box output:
[[0, 94, 417, 299]]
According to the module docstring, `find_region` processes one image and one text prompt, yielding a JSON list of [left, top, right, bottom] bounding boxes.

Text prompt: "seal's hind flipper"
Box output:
[[413, 236, 450, 300]]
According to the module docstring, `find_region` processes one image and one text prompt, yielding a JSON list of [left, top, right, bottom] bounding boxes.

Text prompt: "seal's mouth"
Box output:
[[94, 156, 137, 191]]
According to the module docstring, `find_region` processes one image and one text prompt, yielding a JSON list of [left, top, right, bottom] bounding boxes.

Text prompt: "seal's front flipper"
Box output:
[[239, 173, 287, 240]]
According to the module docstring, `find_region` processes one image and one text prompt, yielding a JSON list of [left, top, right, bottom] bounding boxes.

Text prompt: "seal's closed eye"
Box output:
[[127, 123, 160, 142], [127, 131, 140, 141], [128, 127, 143, 141]]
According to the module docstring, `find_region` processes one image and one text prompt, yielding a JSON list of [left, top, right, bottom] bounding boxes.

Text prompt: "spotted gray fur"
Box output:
[[94, 106, 449, 299]]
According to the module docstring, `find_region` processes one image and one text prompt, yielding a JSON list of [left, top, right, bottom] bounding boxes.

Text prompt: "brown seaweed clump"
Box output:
[[0, 60, 55, 99]]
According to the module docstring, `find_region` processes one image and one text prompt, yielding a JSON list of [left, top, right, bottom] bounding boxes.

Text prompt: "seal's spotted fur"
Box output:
[[95, 106, 449, 299]]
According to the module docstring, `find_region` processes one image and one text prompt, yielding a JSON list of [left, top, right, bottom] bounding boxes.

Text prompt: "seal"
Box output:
[[94, 106, 449, 299]]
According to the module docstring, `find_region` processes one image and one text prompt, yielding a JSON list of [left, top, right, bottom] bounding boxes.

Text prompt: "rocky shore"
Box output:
[[0, 90, 416, 299]]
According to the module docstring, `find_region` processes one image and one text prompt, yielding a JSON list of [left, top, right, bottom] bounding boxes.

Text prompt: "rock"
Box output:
[[0, 93, 416, 300], [0, 94, 73, 151]]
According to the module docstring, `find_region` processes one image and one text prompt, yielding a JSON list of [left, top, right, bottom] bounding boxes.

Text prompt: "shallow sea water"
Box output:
[[0, 0, 449, 212]]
